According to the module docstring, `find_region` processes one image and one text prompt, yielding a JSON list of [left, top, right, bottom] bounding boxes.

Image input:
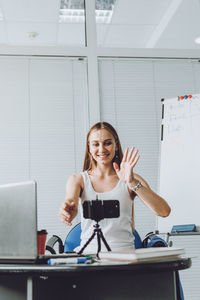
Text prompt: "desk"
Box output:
[[0, 257, 191, 300]]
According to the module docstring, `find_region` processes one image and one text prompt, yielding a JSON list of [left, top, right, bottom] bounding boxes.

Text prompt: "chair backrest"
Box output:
[[133, 229, 143, 249], [64, 223, 81, 252], [64, 222, 143, 251], [142, 232, 168, 248]]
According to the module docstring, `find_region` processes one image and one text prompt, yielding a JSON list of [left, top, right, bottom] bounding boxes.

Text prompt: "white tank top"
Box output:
[[77, 171, 135, 253]]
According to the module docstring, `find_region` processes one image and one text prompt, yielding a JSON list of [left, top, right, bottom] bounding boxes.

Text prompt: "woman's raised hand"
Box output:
[[113, 147, 140, 184]]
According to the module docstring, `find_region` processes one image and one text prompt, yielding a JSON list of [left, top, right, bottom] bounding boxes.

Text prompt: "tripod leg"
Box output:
[[77, 231, 96, 255], [96, 231, 102, 259], [99, 229, 111, 251]]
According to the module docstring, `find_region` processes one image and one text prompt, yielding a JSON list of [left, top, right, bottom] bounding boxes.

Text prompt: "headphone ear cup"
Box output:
[[142, 232, 154, 248]]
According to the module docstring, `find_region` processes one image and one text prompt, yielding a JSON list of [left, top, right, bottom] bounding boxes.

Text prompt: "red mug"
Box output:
[[37, 229, 48, 255]]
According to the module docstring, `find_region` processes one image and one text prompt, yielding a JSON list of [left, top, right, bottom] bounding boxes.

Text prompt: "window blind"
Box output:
[[0, 57, 89, 241]]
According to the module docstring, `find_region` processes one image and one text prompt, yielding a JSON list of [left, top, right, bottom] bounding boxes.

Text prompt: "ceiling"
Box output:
[[0, 0, 200, 49]]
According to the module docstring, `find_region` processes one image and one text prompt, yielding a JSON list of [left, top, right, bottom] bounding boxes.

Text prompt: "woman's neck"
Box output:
[[90, 165, 116, 177]]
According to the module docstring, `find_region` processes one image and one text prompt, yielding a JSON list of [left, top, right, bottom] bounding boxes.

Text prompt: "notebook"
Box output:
[[99, 247, 185, 262], [0, 181, 82, 264]]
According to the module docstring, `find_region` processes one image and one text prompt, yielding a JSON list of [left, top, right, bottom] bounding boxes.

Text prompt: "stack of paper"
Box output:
[[99, 247, 185, 262]]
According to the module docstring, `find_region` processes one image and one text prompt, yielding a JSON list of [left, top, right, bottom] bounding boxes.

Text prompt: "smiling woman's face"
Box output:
[[88, 129, 117, 165]]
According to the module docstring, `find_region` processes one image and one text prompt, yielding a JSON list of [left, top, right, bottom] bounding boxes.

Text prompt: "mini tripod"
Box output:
[[78, 221, 111, 258]]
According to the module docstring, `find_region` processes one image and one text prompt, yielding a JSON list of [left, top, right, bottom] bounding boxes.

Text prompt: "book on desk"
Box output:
[[99, 247, 185, 262]]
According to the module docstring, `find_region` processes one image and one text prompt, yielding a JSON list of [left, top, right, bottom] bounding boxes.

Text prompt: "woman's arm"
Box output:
[[59, 174, 83, 225], [129, 173, 171, 217], [113, 146, 171, 218]]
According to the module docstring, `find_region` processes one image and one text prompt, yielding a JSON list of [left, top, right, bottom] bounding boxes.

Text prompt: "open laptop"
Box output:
[[0, 181, 82, 264]]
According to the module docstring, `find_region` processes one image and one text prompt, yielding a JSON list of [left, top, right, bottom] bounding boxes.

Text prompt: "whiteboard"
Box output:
[[158, 94, 200, 232]]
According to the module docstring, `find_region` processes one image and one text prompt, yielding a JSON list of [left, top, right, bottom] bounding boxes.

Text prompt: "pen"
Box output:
[[47, 256, 93, 265]]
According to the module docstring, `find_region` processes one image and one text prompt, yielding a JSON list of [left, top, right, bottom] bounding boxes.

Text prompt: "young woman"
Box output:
[[59, 122, 171, 252]]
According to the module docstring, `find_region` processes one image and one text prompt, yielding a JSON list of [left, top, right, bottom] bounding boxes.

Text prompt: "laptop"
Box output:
[[0, 181, 82, 264]]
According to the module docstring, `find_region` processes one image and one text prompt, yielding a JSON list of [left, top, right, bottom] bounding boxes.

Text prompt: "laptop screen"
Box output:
[[0, 181, 38, 261]]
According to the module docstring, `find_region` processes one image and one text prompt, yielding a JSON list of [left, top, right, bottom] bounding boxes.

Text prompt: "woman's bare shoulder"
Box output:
[[67, 173, 84, 189]]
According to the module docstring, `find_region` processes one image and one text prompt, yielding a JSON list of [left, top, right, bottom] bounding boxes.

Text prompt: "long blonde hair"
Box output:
[[83, 122, 123, 172]]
